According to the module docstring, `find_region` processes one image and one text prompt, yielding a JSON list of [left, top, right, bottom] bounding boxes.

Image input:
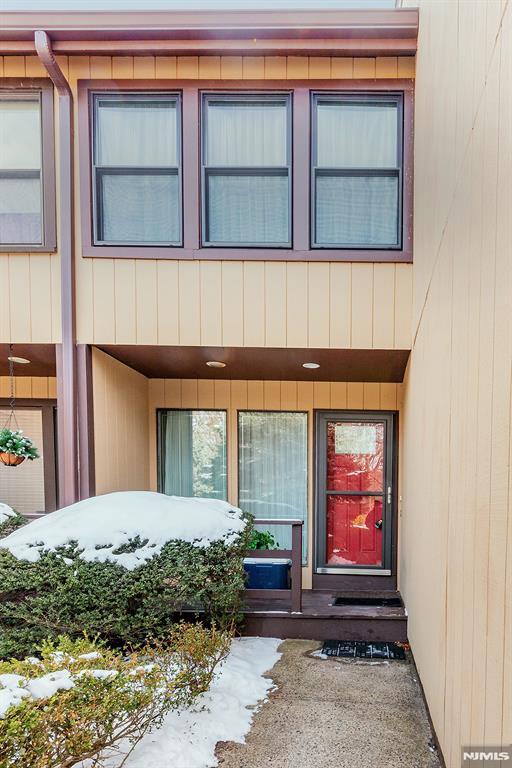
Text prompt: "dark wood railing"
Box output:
[[245, 518, 303, 613]]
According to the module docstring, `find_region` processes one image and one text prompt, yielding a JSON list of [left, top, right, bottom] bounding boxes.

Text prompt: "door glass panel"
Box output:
[[327, 421, 384, 492], [326, 495, 383, 567]]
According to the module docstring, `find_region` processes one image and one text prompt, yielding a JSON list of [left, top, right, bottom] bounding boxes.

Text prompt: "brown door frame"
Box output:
[[312, 409, 399, 592], [0, 398, 58, 513]]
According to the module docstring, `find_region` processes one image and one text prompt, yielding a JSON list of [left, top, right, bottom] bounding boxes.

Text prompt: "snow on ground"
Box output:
[[0, 503, 15, 525], [0, 492, 247, 569], [78, 637, 282, 768]]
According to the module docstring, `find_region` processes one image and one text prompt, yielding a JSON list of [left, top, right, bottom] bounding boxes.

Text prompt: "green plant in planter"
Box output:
[[248, 529, 280, 550], [0, 427, 39, 466]]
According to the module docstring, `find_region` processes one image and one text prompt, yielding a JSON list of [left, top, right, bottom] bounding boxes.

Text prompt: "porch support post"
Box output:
[[36, 31, 78, 507], [77, 345, 95, 500], [291, 521, 303, 613]]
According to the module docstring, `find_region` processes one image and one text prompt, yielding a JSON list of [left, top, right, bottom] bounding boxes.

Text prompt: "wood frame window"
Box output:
[[91, 91, 182, 246], [0, 79, 56, 253], [157, 408, 228, 500], [78, 79, 413, 262], [311, 92, 403, 250], [201, 92, 292, 248], [238, 410, 308, 563]]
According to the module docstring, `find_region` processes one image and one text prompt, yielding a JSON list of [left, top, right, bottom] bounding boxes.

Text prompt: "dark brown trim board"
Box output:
[[0, 398, 58, 513], [0, 78, 56, 253], [97, 345, 410, 383], [78, 78, 414, 263], [76, 344, 95, 500]]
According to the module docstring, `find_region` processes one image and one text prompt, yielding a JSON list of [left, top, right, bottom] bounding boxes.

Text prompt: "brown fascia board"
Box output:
[[0, 9, 418, 55]]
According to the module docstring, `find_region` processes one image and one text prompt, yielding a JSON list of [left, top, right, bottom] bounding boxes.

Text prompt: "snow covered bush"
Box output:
[[0, 625, 230, 768], [0, 492, 252, 658], [0, 504, 26, 539]]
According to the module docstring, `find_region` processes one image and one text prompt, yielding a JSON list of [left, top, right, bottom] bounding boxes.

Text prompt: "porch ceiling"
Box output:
[[97, 345, 409, 383], [0, 344, 57, 377]]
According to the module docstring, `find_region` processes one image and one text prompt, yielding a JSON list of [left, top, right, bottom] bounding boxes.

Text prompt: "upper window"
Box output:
[[0, 86, 55, 250], [92, 92, 182, 246], [201, 93, 292, 248], [312, 93, 403, 249]]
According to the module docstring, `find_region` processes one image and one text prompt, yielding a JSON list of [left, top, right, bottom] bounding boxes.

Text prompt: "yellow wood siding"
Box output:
[[92, 348, 149, 494], [400, 1, 511, 764], [0, 53, 414, 348], [0, 54, 61, 345], [0, 377, 57, 399], [79, 260, 412, 348], [148, 377, 403, 588]]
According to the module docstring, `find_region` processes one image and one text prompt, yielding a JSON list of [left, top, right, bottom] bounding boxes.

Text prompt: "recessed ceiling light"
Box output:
[[206, 361, 226, 368], [302, 362, 320, 370], [7, 356, 31, 365]]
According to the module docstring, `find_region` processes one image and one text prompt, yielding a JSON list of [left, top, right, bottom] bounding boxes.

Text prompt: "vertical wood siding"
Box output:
[[0, 53, 414, 347], [92, 348, 149, 494], [0, 55, 61, 344], [148, 377, 403, 588], [400, 1, 511, 764], [0, 376, 57, 399]]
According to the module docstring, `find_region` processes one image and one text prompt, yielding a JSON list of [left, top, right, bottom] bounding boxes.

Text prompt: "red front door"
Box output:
[[316, 413, 394, 573]]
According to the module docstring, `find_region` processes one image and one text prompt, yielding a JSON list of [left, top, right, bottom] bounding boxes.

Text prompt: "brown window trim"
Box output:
[[0, 78, 57, 254], [78, 78, 413, 263]]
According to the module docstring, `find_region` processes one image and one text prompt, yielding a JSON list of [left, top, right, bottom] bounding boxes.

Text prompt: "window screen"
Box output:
[[312, 94, 403, 249], [202, 94, 291, 247], [0, 95, 42, 246], [238, 411, 308, 561], [92, 93, 181, 246], [158, 410, 227, 500]]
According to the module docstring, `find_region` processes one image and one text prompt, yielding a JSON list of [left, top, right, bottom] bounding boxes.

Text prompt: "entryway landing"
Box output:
[[242, 590, 407, 643]]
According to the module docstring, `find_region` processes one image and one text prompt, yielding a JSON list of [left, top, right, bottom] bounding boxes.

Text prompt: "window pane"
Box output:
[[316, 101, 398, 168], [327, 496, 383, 567], [238, 412, 307, 561], [0, 176, 41, 245], [100, 173, 180, 244], [206, 100, 288, 167], [159, 410, 227, 500], [315, 174, 398, 246], [207, 173, 289, 245], [96, 98, 178, 167], [0, 98, 41, 170], [327, 422, 384, 492]]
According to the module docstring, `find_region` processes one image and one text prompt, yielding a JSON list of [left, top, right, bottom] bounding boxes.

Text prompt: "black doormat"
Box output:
[[321, 640, 406, 660], [332, 596, 402, 607]]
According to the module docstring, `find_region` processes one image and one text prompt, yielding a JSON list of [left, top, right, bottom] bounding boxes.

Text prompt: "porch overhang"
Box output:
[[97, 345, 410, 383], [0, 9, 418, 56], [0, 344, 57, 378]]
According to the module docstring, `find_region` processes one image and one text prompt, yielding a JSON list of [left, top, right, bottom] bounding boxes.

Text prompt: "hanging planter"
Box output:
[[0, 350, 40, 467], [0, 427, 39, 467]]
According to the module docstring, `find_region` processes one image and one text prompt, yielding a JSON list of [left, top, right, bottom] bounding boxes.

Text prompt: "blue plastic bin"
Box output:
[[244, 558, 291, 589]]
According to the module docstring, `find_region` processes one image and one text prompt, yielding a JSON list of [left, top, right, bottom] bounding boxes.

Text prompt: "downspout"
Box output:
[[35, 30, 79, 507]]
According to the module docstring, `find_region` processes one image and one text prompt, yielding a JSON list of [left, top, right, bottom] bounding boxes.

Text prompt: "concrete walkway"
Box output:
[[217, 640, 442, 768]]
